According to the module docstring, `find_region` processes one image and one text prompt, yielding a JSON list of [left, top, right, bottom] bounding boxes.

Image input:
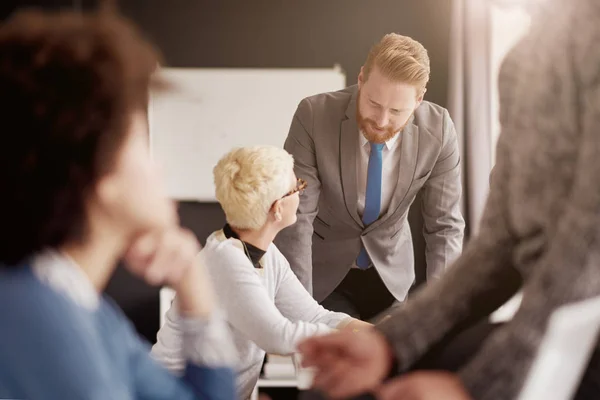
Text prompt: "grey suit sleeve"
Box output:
[[376, 134, 522, 373], [275, 99, 321, 294], [419, 109, 465, 279]]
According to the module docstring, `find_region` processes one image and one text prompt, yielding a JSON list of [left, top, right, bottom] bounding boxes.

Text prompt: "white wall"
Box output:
[[149, 67, 345, 201], [490, 5, 531, 164]]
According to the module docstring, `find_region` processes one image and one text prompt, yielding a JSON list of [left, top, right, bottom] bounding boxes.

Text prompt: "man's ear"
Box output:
[[358, 66, 365, 88], [416, 88, 427, 106]]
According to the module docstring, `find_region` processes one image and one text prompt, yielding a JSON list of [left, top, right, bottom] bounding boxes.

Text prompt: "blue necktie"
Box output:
[[356, 142, 385, 269]]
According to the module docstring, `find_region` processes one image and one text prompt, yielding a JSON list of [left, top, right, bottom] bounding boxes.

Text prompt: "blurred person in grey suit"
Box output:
[[275, 33, 465, 321]]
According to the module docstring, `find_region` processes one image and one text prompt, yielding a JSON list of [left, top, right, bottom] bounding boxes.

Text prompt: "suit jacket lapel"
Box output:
[[364, 119, 419, 234], [340, 89, 363, 228]]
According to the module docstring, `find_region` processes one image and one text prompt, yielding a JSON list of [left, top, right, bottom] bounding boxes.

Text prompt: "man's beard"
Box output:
[[356, 91, 414, 144]]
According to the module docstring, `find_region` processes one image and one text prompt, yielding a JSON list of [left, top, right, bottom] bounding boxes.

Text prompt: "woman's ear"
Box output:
[[95, 175, 120, 208], [271, 200, 283, 222]]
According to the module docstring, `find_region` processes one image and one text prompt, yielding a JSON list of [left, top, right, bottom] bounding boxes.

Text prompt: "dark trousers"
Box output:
[[320, 268, 396, 322]]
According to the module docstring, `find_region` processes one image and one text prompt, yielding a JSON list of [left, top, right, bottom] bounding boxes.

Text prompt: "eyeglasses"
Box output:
[[282, 178, 307, 198]]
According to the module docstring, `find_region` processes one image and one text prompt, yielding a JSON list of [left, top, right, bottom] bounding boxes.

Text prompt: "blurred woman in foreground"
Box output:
[[0, 8, 236, 400]]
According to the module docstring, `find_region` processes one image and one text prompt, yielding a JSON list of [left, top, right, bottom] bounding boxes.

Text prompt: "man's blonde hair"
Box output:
[[363, 33, 430, 96], [213, 146, 294, 230]]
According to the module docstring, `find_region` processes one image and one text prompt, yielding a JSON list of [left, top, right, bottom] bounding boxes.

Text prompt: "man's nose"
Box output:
[[374, 111, 389, 128]]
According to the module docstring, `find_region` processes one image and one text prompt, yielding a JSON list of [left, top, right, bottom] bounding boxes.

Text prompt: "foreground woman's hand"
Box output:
[[124, 228, 214, 317]]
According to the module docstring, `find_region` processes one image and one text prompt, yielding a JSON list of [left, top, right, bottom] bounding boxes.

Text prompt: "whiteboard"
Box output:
[[149, 67, 346, 201]]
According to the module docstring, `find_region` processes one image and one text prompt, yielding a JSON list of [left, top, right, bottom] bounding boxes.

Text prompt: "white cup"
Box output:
[[293, 353, 317, 390]]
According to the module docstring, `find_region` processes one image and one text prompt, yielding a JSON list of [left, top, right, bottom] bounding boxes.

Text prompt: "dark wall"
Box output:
[[117, 0, 451, 107], [0, 0, 71, 19], [2, 0, 452, 343]]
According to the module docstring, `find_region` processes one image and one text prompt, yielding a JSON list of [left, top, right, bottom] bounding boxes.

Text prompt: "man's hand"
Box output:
[[377, 372, 471, 400], [298, 329, 394, 398]]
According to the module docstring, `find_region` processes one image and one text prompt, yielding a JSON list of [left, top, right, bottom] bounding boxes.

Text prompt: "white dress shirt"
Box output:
[[356, 131, 402, 218]]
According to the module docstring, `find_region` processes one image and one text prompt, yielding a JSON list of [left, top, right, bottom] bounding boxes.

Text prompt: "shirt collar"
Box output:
[[222, 224, 266, 268], [359, 130, 401, 150], [31, 249, 100, 310]]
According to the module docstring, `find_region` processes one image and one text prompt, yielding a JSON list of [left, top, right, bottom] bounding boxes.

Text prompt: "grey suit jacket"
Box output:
[[275, 85, 465, 302]]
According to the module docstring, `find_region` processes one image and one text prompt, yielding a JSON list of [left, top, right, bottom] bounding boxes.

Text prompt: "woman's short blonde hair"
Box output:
[[363, 33, 430, 96], [213, 146, 294, 230]]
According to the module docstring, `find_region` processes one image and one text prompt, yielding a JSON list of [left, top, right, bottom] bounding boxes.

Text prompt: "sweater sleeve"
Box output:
[[205, 245, 335, 355], [122, 306, 237, 400], [151, 298, 237, 375], [272, 245, 353, 330]]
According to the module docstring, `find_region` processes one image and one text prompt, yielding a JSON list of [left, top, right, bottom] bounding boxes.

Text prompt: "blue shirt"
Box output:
[[0, 264, 236, 400]]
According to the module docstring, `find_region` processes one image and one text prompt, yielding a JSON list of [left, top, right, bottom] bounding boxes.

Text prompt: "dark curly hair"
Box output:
[[0, 8, 164, 266]]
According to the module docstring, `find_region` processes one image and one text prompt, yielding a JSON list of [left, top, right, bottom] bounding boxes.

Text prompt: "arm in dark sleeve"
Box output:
[[377, 133, 522, 372], [459, 40, 600, 399]]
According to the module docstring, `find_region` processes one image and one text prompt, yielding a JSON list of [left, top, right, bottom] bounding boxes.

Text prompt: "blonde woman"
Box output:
[[153, 146, 369, 399]]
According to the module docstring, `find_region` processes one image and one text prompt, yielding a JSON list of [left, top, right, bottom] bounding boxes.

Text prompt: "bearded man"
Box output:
[[275, 33, 465, 322]]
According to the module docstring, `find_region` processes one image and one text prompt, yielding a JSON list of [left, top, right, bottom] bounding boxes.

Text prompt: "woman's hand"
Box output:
[[124, 228, 214, 317], [343, 318, 373, 333]]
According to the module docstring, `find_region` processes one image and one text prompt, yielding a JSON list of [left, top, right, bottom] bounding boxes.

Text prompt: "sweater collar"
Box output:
[[31, 250, 99, 310], [222, 224, 266, 269]]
